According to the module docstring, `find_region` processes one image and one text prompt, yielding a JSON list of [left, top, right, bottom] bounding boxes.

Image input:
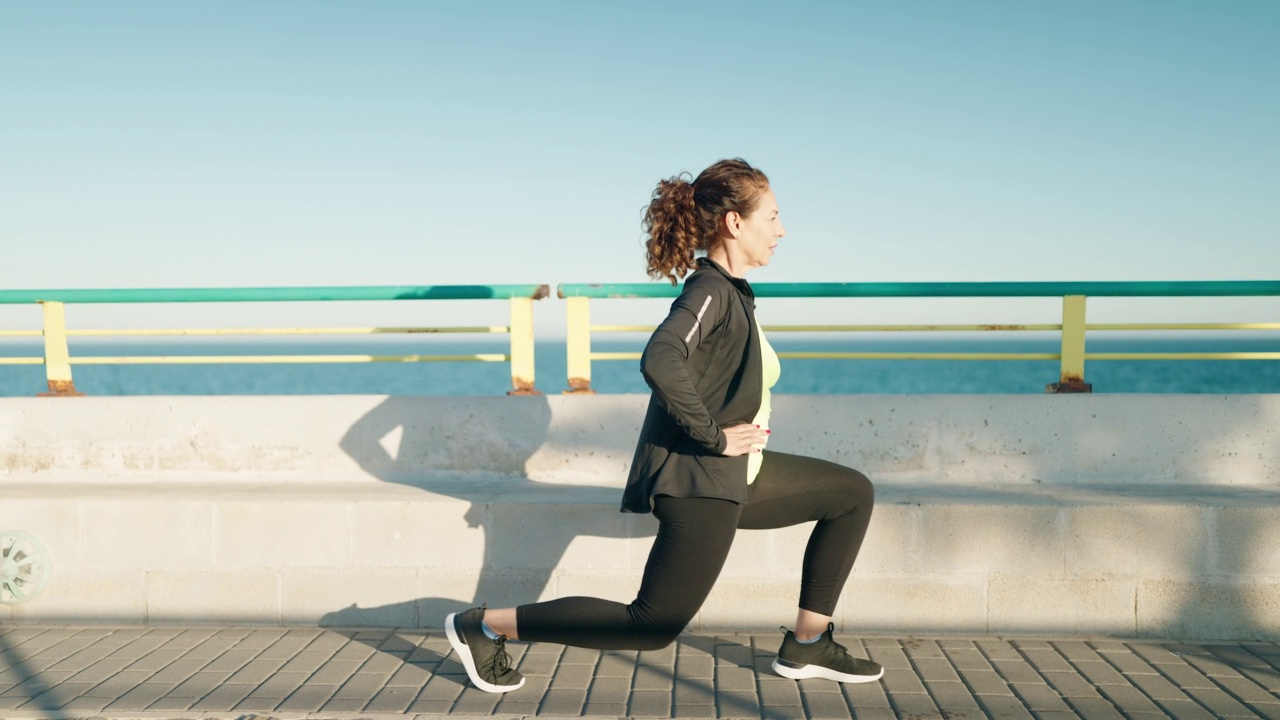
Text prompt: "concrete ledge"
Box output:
[[4, 479, 1279, 640], [4, 394, 1279, 486], [3, 394, 1278, 639]]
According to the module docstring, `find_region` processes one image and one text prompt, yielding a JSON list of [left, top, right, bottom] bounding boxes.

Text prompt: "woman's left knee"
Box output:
[[854, 469, 874, 499], [837, 468, 874, 510]]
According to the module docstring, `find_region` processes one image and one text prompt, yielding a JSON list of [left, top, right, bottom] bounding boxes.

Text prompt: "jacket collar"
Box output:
[[697, 257, 755, 298]]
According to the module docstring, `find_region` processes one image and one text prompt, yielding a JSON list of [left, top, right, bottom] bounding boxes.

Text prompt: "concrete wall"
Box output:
[[2, 395, 1279, 640]]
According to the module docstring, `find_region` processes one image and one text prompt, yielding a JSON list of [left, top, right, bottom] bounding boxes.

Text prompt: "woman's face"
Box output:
[[736, 188, 786, 269]]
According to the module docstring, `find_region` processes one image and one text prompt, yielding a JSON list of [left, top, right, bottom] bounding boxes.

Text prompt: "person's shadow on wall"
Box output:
[[320, 395, 657, 629]]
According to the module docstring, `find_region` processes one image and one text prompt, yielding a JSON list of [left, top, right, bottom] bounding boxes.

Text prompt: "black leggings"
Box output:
[[515, 450, 874, 650]]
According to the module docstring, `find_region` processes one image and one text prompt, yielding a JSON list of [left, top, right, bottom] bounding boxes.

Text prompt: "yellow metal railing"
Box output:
[[0, 285, 549, 396], [557, 281, 1280, 394], [4, 281, 1278, 396]]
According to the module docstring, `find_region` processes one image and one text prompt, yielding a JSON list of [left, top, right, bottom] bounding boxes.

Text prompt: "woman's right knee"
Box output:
[[627, 604, 695, 651], [630, 631, 680, 651]]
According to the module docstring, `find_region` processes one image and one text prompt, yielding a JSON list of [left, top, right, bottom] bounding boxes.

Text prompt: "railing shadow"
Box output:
[[0, 631, 71, 719]]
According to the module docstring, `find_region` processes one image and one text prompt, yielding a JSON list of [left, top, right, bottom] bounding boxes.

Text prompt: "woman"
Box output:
[[446, 158, 882, 693]]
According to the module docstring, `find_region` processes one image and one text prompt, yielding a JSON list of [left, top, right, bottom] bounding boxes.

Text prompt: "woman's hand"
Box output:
[[720, 424, 769, 457]]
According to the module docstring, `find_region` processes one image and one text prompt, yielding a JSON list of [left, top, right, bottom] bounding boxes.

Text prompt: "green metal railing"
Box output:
[[0, 285, 550, 395], [3, 280, 1277, 396], [557, 280, 1280, 393]]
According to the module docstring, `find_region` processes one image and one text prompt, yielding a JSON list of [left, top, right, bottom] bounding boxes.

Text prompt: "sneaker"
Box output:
[[445, 607, 526, 693], [771, 623, 884, 683]]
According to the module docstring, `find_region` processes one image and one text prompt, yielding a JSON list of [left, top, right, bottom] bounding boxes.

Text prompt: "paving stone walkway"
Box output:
[[1, 625, 1279, 719]]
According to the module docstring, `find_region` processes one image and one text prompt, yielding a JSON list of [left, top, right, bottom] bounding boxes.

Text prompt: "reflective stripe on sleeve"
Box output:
[[684, 295, 714, 344]]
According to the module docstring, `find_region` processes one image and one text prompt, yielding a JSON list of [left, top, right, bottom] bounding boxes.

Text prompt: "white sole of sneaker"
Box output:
[[444, 611, 526, 694], [772, 658, 885, 684]]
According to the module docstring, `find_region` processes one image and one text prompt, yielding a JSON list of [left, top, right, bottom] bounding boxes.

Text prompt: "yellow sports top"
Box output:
[[747, 321, 781, 483]]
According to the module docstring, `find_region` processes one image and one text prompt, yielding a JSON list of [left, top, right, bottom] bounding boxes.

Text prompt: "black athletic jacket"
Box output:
[[620, 257, 764, 514]]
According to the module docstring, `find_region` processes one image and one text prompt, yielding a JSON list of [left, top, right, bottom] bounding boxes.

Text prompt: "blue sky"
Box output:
[[2, 1, 1277, 336]]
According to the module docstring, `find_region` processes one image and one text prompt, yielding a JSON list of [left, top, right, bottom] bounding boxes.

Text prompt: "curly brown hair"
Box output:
[[643, 158, 770, 284]]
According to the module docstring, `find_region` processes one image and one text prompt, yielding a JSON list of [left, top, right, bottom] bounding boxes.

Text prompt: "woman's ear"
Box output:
[[721, 210, 742, 240]]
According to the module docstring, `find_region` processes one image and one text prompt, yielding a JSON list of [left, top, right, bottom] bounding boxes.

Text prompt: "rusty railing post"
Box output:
[[506, 296, 540, 395], [38, 301, 83, 396], [564, 296, 594, 394], [1046, 294, 1092, 393]]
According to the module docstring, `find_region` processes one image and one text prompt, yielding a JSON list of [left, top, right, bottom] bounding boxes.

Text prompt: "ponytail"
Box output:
[[643, 175, 700, 285]]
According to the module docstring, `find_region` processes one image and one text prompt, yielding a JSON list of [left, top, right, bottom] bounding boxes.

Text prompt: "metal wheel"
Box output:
[[0, 531, 51, 605]]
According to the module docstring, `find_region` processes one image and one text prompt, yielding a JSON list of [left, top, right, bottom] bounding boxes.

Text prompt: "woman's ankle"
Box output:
[[483, 607, 520, 640]]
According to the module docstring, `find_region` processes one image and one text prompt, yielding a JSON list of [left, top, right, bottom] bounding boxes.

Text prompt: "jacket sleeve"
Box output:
[[639, 278, 729, 454]]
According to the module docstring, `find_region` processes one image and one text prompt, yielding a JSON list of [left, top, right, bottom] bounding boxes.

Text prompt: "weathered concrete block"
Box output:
[[351, 499, 486, 569], [989, 577, 1136, 635], [1065, 505, 1209, 579], [5, 567, 146, 623], [769, 395, 1280, 486], [551, 571, 644, 608], [149, 398, 352, 477], [148, 571, 278, 624], [1212, 507, 1280, 579], [82, 499, 213, 570], [487, 500, 646, 571], [282, 571, 422, 626], [920, 505, 1065, 575], [524, 396, 640, 483], [215, 500, 351, 568], [719, 525, 794, 578], [464, 569, 560, 614], [766, 401, 932, 477], [0, 497, 81, 568], [369, 568, 507, 627], [558, 533, 641, 573], [931, 405, 1056, 484], [843, 575, 987, 634], [855, 503, 920, 574], [1137, 581, 1280, 641], [696, 577, 803, 630], [339, 396, 556, 478]]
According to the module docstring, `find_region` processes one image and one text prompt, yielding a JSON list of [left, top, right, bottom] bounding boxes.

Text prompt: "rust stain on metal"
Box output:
[[979, 324, 1028, 331], [507, 377, 542, 396], [531, 285, 551, 300], [1045, 379, 1093, 394], [565, 377, 596, 395], [38, 379, 84, 397]]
